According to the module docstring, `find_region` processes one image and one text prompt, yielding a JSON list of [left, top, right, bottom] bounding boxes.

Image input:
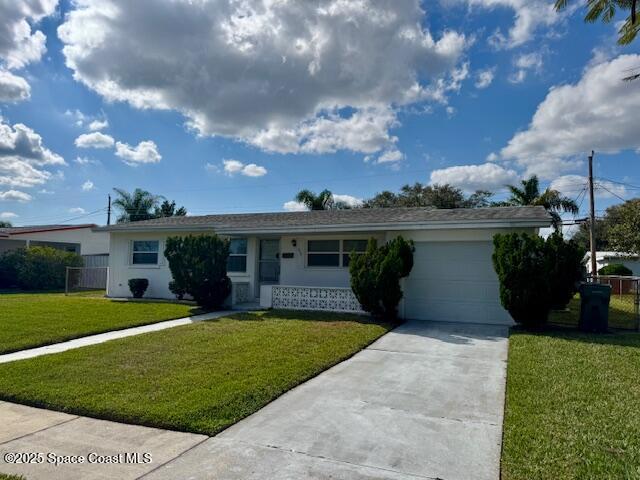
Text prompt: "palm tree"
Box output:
[[506, 176, 579, 230], [294, 189, 336, 210], [555, 0, 639, 46], [112, 188, 163, 223]]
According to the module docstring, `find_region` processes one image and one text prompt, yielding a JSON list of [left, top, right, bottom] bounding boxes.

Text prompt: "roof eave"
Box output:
[[98, 218, 550, 235]]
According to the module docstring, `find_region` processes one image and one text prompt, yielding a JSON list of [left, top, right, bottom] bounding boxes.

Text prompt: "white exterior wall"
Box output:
[[278, 233, 385, 288], [12, 228, 110, 255], [107, 231, 258, 299]]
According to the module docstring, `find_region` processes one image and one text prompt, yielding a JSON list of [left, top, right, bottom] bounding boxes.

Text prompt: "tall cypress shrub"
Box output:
[[350, 236, 414, 318], [164, 234, 232, 309]]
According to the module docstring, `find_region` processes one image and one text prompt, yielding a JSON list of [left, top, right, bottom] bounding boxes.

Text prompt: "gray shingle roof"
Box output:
[[0, 224, 97, 235], [97, 206, 551, 233]]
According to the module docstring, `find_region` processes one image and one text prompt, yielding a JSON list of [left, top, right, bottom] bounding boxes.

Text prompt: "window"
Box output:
[[307, 239, 371, 268], [307, 240, 340, 267], [342, 239, 369, 267], [227, 238, 248, 272], [132, 240, 159, 265]]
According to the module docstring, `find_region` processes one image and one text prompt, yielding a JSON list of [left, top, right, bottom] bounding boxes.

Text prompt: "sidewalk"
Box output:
[[0, 401, 207, 480], [0, 310, 235, 364]]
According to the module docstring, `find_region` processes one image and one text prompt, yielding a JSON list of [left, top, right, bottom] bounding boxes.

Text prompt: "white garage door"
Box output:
[[403, 241, 513, 325]]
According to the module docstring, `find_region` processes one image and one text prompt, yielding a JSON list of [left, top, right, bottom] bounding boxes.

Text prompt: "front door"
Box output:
[[259, 239, 280, 287]]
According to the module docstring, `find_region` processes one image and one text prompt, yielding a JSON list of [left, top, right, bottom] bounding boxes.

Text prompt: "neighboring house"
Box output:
[[585, 251, 640, 276], [98, 206, 550, 325], [0, 224, 110, 265]]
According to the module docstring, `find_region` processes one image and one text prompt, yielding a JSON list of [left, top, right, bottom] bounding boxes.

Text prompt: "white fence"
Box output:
[[261, 285, 365, 314]]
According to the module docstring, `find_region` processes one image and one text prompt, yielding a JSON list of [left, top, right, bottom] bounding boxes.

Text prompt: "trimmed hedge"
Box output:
[[0, 246, 83, 290], [128, 278, 149, 298], [598, 263, 633, 276]]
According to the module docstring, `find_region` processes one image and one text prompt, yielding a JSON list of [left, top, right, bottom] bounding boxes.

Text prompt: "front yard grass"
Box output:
[[502, 328, 640, 479], [0, 310, 392, 436], [550, 294, 638, 330], [0, 292, 197, 354]]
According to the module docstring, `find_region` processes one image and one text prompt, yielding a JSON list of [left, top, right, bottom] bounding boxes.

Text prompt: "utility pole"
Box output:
[[588, 151, 597, 277], [107, 194, 112, 226]]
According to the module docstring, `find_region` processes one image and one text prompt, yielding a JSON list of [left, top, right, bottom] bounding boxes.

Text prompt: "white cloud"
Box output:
[[114, 140, 161, 166], [81, 180, 94, 191], [73, 156, 98, 165], [38, 188, 54, 194], [241, 163, 267, 177], [376, 149, 405, 164], [499, 54, 640, 179], [0, 211, 18, 219], [0, 69, 30, 103], [0, 118, 65, 190], [0, 0, 58, 70], [68, 207, 85, 214], [0, 190, 32, 202], [475, 67, 495, 89], [88, 119, 108, 131], [58, 0, 468, 156], [508, 52, 543, 83], [459, 0, 563, 48], [283, 201, 308, 212], [222, 159, 267, 177], [75, 132, 115, 149], [333, 194, 364, 208], [430, 163, 519, 191]]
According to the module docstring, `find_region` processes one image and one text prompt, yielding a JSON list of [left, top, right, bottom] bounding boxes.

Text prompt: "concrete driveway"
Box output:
[[147, 320, 509, 480]]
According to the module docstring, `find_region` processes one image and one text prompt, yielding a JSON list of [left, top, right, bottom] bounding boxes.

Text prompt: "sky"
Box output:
[[1, 0, 639, 233]]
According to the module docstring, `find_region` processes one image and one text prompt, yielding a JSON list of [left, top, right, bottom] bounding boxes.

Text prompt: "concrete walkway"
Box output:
[[0, 310, 235, 364], [0, 321, 509, 480]]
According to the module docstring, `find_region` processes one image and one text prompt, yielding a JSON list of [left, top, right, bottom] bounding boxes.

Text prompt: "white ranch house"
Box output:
[[97, 206, 551, 326]]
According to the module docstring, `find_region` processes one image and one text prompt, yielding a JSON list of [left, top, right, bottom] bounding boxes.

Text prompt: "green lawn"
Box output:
[[550, 294, 638, 330], [0, 310, 392, 436], [0, 292, 198, 354], [502, 329, 640, 479]]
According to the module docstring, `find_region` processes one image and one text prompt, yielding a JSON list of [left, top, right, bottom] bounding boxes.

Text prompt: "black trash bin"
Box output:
[[578, 283, 611, 332]]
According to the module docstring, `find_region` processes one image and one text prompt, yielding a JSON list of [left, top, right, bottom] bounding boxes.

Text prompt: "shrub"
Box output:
[[493, 233, 586, 326], [164, 234, 232, 309], [11, 246, 83, 290], [598, 263, 633, 276], [0, 248, 26, 288], [350, 236, 414, 318], [493, 233, 552, 327], [546, 233, 586, 310], [168, 280, 186, 300], [128, 278, 149, 298]]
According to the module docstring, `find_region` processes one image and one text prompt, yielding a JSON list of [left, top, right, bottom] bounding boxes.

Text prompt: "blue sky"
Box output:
[[1, 0, 639, 232]]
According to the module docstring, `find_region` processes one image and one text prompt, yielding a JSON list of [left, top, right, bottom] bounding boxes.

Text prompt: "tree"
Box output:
[[545, 233, 586, 310], [571, 218, 610, 252], [555, 0, 640, 46], [112, 188, 163, 223], [113, 188, 187, 223], [505, 176, 579, 230], [350, 237, 414, 318], [154, 200, 187, 218], [0, 221, 12, 228], [164, 234, 232, 309], [293, 189, 352, 210], [606, 198, 640, 254], [363, 183, 494, 209], [493, 232, 585, 327]]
